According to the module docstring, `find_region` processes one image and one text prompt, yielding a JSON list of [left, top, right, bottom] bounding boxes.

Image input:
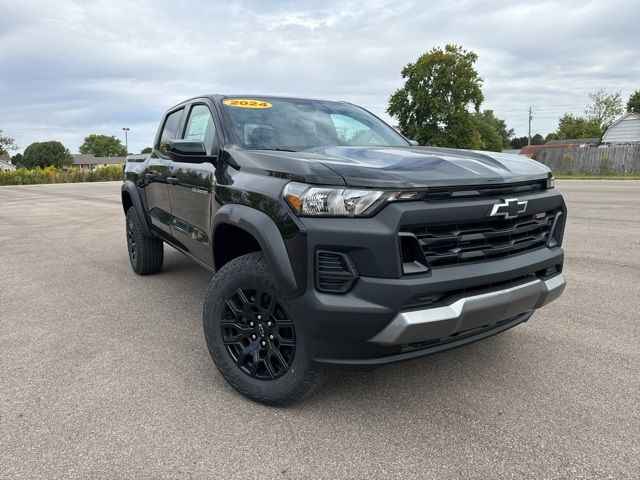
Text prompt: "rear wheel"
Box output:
[[203, 252, 324, 406], [125, 207, 163, 275]]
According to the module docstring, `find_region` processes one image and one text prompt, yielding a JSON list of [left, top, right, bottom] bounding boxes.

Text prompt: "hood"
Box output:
[[226, 147, 345, 186], [309, 146, 551, 188], [229, 145, 550, 189]]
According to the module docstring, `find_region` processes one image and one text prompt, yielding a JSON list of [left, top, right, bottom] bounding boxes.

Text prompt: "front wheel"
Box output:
[[203, 252, 324, 406]]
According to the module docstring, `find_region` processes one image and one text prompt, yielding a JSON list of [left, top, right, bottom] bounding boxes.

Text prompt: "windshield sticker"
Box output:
[[223, 99, 272, 109]]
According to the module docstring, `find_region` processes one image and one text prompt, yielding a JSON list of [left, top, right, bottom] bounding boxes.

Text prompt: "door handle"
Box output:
[[166, 177, 179, 185]]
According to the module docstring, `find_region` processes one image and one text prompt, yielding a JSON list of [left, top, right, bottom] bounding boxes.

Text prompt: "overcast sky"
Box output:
[[1, 0, 638, 154]]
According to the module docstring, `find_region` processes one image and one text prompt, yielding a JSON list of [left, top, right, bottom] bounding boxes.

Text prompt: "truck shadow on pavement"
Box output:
[[158, 250, 540, 412]]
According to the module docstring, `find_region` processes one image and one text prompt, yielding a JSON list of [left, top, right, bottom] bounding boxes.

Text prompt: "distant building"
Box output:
[[0, 160, 16, 171], [519, 138, 600, 157], [601, 112, 640, 145], [68, 154, 126, 171]]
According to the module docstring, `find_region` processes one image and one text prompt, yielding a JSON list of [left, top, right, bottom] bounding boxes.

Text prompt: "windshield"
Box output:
[[221, 97, 408, 151]]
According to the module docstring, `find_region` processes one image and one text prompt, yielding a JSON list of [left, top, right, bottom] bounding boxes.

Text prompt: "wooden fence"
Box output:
[[533, 145, 640, 175]]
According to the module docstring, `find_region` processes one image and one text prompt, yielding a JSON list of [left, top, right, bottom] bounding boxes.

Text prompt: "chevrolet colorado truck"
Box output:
[[122, 95, 567, 405]]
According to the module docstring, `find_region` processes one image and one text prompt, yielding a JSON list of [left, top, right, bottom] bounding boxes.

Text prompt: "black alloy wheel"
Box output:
[[203, 252, 325, 405], [127, 218, 137, 264], [221, 287, 296, 380]]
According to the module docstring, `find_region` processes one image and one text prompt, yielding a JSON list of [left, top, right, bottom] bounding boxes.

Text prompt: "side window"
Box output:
[[184, 105, 216, 155], [158, 108, 184, 156], [330, 114, 385, 146]]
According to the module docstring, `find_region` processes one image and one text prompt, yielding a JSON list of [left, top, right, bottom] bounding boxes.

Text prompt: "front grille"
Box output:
[[315, 251, 357, 293], [401, 209, 558, 268], [423, 180, 547, 199]]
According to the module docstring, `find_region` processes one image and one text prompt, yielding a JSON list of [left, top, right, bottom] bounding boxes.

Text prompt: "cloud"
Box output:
[[1, 0, 638, 153]]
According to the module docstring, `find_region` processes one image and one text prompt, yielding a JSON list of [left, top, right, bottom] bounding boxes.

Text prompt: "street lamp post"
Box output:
[[122, 127, 130, 154]]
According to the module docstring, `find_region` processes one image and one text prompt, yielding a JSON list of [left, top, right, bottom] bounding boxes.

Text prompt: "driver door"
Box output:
[[143, 107, 184, 238], [167, 101, 219, 266]]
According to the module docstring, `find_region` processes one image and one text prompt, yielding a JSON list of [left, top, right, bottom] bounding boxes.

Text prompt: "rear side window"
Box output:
[[158, 108, 184, 156], [184, 105, 216, 155]]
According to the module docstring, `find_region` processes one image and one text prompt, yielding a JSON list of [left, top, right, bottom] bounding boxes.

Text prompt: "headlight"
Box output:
[[546, 176, 555, 189], [283, 182, 422, 217], [283, 182, 386, 216]]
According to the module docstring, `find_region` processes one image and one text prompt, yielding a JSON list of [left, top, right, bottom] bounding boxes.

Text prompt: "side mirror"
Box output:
[[408, 140, 419, 146], [161, 139, 216, 164]]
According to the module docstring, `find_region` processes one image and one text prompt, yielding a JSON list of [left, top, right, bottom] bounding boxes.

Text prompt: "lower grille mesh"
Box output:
[[316, 251, 356, 293]]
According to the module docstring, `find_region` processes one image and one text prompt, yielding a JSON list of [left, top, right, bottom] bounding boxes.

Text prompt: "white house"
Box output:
[[601, 112, 640, 145], [0, 161, 16, 171]]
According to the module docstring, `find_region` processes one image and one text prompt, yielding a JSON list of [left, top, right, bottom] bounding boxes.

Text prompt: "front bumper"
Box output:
[[370, 273, 565, 345], [286, 188, 567, 369], [287, 246, 566, 369]]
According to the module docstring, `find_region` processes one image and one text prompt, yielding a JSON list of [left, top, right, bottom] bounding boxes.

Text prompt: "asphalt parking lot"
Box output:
[[1, 180, 639, 479]]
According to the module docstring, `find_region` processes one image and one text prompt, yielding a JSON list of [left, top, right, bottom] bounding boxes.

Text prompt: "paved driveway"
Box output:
[[1, 180, 638, 479]]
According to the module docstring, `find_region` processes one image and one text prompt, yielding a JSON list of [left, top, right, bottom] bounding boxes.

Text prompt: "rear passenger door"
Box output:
[[167, 101, 219, 266], [144, 107, 184, 238]]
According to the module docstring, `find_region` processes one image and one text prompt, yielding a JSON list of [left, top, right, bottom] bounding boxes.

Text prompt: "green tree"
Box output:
[[140, 147, 152, 154], [510, 134, 544, 150], [531, 133, 544, 145], [79, 134, 127, 157], [627, 90, 640, 114], [469, 110, 512, 151], [545, 132, 559, 142], [510, 136, 528, 149], [584, 89, 623, 128], [387, 45, 484, 148], [555, 114, 603, 139], [471, 110, 514, 151], [0, 129, 18, 155], [22, 141, 72, 168], [11, 153, 24, 166], [472, 117, 502, 151]]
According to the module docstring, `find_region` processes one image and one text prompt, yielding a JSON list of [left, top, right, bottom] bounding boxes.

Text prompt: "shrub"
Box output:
[[93, 164, 125, 181], [0, 165, 124, 185]]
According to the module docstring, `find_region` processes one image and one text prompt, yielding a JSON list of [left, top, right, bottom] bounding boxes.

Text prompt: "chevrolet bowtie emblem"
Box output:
[[489, 198, 528, 219]]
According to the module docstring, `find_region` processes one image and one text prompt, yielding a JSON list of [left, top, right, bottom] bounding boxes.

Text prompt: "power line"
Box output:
[[498, 107, 588, 118], [509, 121, 529, 130]]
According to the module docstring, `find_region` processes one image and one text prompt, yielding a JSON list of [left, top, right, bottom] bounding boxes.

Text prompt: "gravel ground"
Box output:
[[0, 180, 638, 479]]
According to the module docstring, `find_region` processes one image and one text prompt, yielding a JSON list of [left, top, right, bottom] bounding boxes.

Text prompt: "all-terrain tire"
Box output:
[[125, 207, 163, 275], [203, 252, 325, 406]]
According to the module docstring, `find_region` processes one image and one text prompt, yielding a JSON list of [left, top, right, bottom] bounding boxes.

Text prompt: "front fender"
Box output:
[[213, 204, 297, 295]]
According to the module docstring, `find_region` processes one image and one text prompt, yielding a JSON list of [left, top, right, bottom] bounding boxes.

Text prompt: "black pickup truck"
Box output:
[[122, 95, 567, 405]]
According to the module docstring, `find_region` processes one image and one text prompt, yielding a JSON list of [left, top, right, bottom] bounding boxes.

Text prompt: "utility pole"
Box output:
[[122, 127, 130, 154], [527, 107, 532, 145]]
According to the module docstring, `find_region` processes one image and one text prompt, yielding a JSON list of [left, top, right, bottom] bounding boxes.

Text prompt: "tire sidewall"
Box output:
[[125, 207, 163, 275], [203, 254, 315, 403]]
